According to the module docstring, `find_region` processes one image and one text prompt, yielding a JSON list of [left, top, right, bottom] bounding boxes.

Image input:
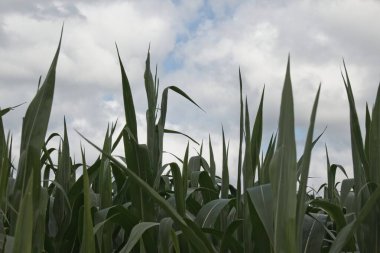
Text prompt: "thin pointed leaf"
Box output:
[[164, 129, 199, 145], [221, 127, 229, 199], [170, 163, 186, 217], [158, 217, 173, 253], [13, 174, 33, 253], [329, 184, 380, 253], [80, 149, 95, 253], [269, 56, 297, 253], [297, 85, 321, 249], [368, 83, 380, 184], [115, 45, 138, 141], [195, 199, 235, 229], [209, 135, 216, 185], [77, 131, 215, 252], [237, 68, 244, 220], [250, 86, 265, 182], [302, 213, 328, 253], [120, 222, 159, 253], [15, 28, 62, 196], [246, 184, 274, 247]]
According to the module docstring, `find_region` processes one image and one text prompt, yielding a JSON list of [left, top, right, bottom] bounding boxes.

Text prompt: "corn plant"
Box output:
[[1, 29, 380, 253]]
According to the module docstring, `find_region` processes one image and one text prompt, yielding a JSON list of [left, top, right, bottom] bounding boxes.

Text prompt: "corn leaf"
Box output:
[[296, 85, 321, 250], [246, 184, 274, 247], [329, 184, 380, 253], [269, 56, 297, 253], [195, 198, 234, 229], [237, 69, 244, 220], [170, 163, 186, 217], [13, 173, 33, 253], [220, 219, 244, 253], [14, 28, 62, 198], [342, 61, 369, 196], [250, 86, 265, 183], [53, 118, 71, 239], [80, 149, 95, 253], [368, 83, 380, 184], [78, 131, 215, 252], [302, 213, 327, 253], [209, 136, 216, 185], [98, 126, 113, 252], [120, 222, 159, 253], [158, 217, 174, 253], [116, 45, 138, 141], [221, 127, 229, 199]]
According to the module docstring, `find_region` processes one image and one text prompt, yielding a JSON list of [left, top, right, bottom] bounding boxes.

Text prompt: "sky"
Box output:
[[1, 0, 379, 191]]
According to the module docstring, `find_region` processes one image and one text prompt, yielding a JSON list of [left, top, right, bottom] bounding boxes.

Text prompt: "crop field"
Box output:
[[1, 30, 380, 253]]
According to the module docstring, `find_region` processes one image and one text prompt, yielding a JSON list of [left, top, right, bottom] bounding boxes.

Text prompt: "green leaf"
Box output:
[[182, 143, 190, 201], [144, 49, 158, 177], [236, 68, 244, 221], [260, 134, 276, 184], [246, 184, 274, 247], [329, 184, 380, 253], [220, 219, 244, 253], [221, 127, 229, 199], [250, 86, 265, 183], [308, 199, 347, 233], [99, 126, 112, 208], [340, 178, 355, 207], [155, 85, 204, 176], [53, 118, 72, 236], [78, 131, 215, 252], [364, 102, 371, 160], [120, 222, 159, 253], [158, 217, 173, 253], [341, 61, 368, 196], [68, 158, 100, 206], [97, 126, 113, 253], [269, 56, 297, 253], [170, 163, 186, 217], [302, 213, 327, 253], [243, 96, 255, 253], [296, 84, 321, 250], [0, 127, 11, 210], [32, 188, 49, 252], [297, 127, 325, 179], [164, 129, 199, 145], [95, 203, 138, 238], [209, 136, 216, 185], [93, 213, 119, 235], [123, 129, 152, 221], [369, 83, 380, 185], [80, 149, 95, 253], [195, 198, 234, 229], [116, 45, 138, 141], [309, 198, 356, 251], [198, 171, 218, 203], [243, 98, 253, 190], [14, 28, 62, 198], [13, 174, 33, 253], [0, 103, 24, 118]]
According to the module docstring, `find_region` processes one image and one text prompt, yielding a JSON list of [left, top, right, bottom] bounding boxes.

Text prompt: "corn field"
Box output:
[[1, 29, 380, 253]]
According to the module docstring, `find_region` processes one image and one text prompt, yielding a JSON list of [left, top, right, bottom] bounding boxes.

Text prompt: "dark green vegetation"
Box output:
[[1, 30, 380, 253]]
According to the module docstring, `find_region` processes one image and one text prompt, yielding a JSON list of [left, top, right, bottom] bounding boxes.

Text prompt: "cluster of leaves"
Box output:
[[1, 30, 380, 253]]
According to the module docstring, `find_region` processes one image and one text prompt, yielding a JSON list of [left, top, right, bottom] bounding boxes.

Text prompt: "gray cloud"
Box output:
[[1, 0, 379, 189], [158, 0, 380, 187], [0, 0, 84, 20]]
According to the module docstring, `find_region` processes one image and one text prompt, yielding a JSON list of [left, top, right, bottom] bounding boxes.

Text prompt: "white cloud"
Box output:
[[1, 0, 379, 190]]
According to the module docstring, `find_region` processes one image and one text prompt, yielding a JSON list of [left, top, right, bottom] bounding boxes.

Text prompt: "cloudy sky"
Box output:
[[1, 0, 379, 190]]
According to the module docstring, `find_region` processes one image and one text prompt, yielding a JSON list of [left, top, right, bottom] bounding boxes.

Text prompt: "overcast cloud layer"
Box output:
[[1, 0, 379, 190]]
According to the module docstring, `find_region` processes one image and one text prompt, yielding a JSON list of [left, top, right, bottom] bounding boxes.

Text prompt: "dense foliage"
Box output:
[[1, 30, 380, 253]]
